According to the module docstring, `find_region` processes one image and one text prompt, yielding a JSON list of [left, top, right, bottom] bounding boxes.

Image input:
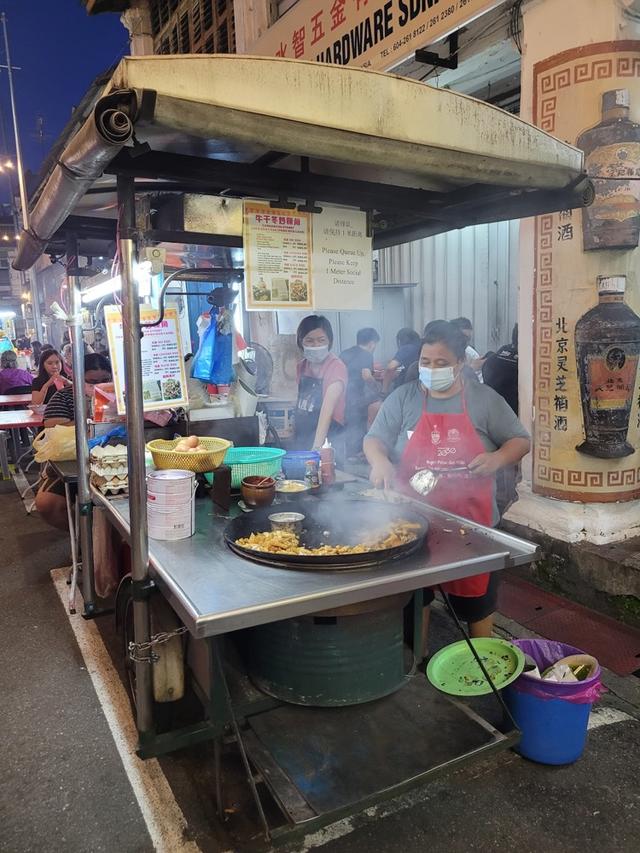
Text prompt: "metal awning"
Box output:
[[14, 55, 590, 269]]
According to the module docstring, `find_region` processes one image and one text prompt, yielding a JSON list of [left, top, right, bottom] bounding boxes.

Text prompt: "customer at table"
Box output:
[[31, 349, 71, 406], [35, 354, 112, 530], [364, 320, 530, 648], [293, 315, 347, 453], [0, 350, 33, 394]]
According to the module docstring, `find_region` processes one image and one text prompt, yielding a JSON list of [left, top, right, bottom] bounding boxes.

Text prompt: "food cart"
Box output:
[[14, 55, 590, 841]]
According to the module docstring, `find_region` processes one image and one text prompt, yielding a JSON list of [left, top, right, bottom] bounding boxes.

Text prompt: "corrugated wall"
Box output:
[[377, 220, 520, 355]]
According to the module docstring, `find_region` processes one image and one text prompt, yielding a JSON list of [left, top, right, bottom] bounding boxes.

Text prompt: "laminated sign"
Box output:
[[105, 305, 188, 414], [243, 201, 372, 311], [243, 201, 314, 310]]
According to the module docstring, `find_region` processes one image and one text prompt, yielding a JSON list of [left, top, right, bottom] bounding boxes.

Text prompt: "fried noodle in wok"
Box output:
[[235, 521, 422, 556]]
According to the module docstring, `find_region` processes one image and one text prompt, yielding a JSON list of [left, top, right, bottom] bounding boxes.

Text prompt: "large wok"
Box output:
[[224, 500, 429, 570]]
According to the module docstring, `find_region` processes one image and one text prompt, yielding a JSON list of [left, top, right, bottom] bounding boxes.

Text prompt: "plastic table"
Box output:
[[0, 394, 33, 407]]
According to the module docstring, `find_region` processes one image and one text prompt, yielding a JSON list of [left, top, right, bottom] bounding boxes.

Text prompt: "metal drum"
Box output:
[[245, 594, 411, 707]]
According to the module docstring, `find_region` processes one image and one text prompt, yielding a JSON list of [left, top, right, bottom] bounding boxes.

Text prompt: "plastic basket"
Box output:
[[147, 437, 232, 473], [220, 446, 286, 488]]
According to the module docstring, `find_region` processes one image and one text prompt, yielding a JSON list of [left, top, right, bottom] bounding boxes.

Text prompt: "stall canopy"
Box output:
[[14, 54, 590, 270]]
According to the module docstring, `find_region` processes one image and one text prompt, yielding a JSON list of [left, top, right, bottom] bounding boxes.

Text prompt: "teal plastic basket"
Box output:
[[208, 446, 286, 488]]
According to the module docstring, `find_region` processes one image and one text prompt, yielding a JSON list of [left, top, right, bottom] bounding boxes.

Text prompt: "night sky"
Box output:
[[0, 0, 128, 201]]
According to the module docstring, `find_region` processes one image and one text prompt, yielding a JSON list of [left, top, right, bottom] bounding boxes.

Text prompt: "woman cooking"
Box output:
[[294, 315, 347, 454], [364, 320, 530, 645]]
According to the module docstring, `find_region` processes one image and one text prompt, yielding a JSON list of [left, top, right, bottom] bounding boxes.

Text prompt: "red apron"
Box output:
[[398, 387, 493, 597]]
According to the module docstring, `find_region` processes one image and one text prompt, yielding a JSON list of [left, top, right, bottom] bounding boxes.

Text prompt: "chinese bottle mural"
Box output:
[[578, 89, 640, 251], [575, 276, 640, 458]]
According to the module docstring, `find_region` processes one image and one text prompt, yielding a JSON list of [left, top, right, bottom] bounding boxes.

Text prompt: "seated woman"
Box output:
[[35, 354, 112, 530], [0, 350, 33, 394], [31, 349, 71, 406], [293, 315, 347, 454]]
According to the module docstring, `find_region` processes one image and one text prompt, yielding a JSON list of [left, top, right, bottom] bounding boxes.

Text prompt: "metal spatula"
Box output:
[[409, 466, 469, 496]]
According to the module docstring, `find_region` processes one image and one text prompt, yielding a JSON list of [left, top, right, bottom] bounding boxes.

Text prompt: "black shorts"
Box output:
[[424, 571, 500, 624]]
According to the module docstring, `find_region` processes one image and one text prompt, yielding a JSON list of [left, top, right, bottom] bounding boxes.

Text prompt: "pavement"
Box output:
[[0, 481, 152, 853], [1, 478, 640, 853]]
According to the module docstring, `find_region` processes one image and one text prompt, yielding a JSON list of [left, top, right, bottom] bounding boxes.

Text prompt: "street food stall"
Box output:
[[14, 55, 590, 841]]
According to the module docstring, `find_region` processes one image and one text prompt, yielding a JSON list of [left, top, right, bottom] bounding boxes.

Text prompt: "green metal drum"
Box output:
[[245, 594, 410, 706]]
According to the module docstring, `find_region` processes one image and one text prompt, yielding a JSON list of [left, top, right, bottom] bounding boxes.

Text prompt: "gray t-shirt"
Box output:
[[366, 381, 530, 523]]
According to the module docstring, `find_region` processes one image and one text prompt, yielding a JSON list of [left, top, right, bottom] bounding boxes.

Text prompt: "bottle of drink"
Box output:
[[575, 275, 640, 458], [577, 89, 640, 251]]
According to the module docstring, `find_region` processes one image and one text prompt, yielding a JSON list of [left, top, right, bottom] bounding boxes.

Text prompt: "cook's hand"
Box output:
[[468, 452, 502, 476], [369, 459, 396, 490]]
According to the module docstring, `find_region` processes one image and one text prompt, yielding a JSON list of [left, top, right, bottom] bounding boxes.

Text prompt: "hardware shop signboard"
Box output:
[[250, 0, 506, 71]]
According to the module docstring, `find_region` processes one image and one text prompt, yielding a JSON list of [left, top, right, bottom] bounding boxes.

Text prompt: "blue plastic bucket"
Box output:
[[282, 450, 320, 480], [504, 639, 601, 766]]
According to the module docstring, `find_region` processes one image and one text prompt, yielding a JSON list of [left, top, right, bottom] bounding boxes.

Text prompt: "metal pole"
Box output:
[[117, 175, 154, 736], [66, 233, 96, 615], [1, 13, 42, 339]]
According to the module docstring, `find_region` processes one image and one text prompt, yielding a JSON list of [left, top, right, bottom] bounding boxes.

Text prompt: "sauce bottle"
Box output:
[[319, 441, 336, 485]]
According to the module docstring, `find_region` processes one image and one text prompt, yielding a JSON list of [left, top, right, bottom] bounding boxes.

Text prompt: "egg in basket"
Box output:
[[146, 435, 232, 473]]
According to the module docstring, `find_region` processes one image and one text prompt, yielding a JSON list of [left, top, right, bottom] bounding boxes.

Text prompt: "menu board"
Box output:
[[243, 201, 314, 310], [243, 201, 373, 311], [312, 207, 372, 310], [105, 305, 188, 415]]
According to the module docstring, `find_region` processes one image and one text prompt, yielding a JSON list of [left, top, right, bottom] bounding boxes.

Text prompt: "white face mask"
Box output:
[[304, 344, 330, 364], [419, 365, 457, 392]]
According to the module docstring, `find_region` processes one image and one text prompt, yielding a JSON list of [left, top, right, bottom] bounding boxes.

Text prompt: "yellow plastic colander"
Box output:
[[146, 437, 232, 473]]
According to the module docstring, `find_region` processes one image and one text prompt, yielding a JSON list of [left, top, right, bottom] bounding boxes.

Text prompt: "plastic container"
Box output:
[[146, 469, 196, 541], [147, 469, 195, 496], [504, 639, 602, 765], [215, 446, 286, 488], [282, 450, 321, 481]]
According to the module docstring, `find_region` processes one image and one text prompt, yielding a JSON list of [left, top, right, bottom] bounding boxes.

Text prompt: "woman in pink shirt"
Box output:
[[294, 315, 347, 453]]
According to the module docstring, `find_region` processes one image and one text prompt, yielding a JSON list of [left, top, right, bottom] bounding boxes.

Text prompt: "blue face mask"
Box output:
[[419, 365, 457, 392]]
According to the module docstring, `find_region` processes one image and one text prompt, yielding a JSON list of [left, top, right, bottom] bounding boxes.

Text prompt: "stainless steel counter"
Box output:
[[93, 487, 538, 639]]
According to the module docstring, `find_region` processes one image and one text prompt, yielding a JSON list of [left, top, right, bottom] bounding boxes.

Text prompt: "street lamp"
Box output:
[[0, 13, 43, 339]]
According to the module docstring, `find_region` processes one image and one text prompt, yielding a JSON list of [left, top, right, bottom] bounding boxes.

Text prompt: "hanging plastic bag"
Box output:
[[33, 425, 77, 462], [210, 307, 234, 386], [191, 308, 234, 385], [192, 312, 217, 383], [93, 509, 120, 598]]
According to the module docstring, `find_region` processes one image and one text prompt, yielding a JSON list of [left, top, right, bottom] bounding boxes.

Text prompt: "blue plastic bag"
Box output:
[[87, 425, 128, 449], [192, 313, 217, 383], [192, 309, 234, 385]]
